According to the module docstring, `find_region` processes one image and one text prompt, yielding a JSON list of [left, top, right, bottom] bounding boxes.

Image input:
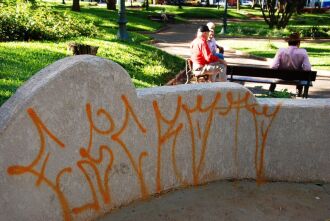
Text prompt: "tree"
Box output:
[[178, 0, 184, 9], [106, 0, 116, 10], [145, 0, 149, 10], [252, 0, 261, 8], [221, 0, 228, 34], [72, 0, 80, 11], [260, 0, 305, 29], [237, 0, 240, 11]]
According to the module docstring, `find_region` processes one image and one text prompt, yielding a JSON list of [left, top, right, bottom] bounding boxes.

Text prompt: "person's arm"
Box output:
[[301, 49, 312, 71], [270, 49, 282, 69], [216, 44, 224, 54]]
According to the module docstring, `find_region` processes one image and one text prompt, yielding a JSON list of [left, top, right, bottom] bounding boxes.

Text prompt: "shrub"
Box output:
[[299, 25, 329, 38], [258, 89, 294, 98], [0, 3, 97, 41]]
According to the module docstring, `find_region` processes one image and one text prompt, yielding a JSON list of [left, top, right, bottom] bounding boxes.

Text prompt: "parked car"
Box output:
[[240, 0, 253, 6], [213, 0, 252, 7], [305, 0, 330, 9], [215, 0, 236, 7]]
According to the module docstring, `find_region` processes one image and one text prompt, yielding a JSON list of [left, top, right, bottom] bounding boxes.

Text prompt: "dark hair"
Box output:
[[287, 32, 301, 46], [288, 40, 300, 46], [198, 25, 210, 33]]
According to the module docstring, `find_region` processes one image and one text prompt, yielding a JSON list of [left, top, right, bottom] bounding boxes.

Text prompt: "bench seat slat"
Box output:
[[227, 65, 317, 81], [226, 65, 317, 98], [231, 76, 310, 86]]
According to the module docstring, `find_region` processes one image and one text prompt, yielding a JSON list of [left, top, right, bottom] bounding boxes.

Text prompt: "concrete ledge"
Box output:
[[1, 55, 329, 221]]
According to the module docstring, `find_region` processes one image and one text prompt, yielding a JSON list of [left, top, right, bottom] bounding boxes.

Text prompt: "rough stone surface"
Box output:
[[0, 55, 329, 221]]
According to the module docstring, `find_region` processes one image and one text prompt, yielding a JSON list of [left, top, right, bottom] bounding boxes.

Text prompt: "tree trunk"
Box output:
[[68, 43, 99, 55], [221, 0, 228, 34], [145, 0, 149, 10], [106, 0, 116, 10], [252, 0, 256, 8], [71, 0, 80, 11], [260, 0, 298, 29], [237, 0, 240, 10]]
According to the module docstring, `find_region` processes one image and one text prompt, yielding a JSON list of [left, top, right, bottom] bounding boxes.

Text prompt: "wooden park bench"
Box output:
[[185, 60, 317, 98], [148, 13, 175, 23], [185, 58, 209, 84], [226, 65, 317, 98]]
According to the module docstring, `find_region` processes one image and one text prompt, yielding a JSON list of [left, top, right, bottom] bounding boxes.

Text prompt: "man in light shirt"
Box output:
[[206, 22, 225, 60], [271, 32, 312, 93]]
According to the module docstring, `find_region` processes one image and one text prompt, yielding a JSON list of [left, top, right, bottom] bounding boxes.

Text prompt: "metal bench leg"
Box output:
[[269, 83, 276, 92], [302, 85, 309, 98], [297, 85, 303, 97]]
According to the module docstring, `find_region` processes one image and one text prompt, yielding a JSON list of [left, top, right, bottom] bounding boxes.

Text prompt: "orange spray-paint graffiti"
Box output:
[[7, 108, 73, 221], [7, 92, 281, 220]]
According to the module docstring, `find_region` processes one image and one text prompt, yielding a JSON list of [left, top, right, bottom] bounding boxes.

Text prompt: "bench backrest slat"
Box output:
[[227, 65, 317, 81]]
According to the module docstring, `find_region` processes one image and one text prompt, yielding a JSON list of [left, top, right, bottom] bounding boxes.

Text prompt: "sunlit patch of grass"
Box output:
[[0, 37, 184, 105], [0, 2, 186, 106]]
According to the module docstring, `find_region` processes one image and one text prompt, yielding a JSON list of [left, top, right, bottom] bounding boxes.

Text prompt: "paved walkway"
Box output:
[[99, 180, 330, 221], [149, 20, 330, 98]]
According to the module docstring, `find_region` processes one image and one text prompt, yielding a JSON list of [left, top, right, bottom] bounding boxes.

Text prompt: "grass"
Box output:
[[0, 38, 185, 105], [51, 3, 163, 32], [256, 88, 295, 98], [0, 2, 190, 106]]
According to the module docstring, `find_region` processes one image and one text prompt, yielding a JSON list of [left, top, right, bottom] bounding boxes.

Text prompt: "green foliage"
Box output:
[[257, 89, 294, 98], [0, 3, 97, 41], [225, 19, 330, 38], [269, 89, 294, 98], [300, 26, 330, 38]]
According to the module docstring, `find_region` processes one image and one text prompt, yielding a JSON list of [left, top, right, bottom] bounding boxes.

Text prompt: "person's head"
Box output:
[[208, 29, 215, 39], [206, 22, 216, 31], [287, 32, 301, 47], [197, 25, 210, 39]]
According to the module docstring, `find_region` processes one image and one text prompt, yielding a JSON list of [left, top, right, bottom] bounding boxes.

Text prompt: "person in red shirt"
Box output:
[[190, 25, 227, 82]]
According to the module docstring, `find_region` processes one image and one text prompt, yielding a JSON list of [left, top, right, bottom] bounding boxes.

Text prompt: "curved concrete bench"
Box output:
[[1, 55, 329, 221]]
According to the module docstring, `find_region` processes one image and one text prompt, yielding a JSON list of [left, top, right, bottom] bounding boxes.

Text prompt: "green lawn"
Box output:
[[0, 2, 185, 106], [0, 37, 185, 105]]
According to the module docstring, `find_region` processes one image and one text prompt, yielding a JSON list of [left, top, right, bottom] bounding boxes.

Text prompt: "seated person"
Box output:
[[208, 29, 224, 60], [190, 25, 227, 82], [271, 32, 312, 93], [207, 22, 225, 60]]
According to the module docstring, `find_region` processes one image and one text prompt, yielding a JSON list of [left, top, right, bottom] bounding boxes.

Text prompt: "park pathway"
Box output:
[[148, 19, 330, 98]]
